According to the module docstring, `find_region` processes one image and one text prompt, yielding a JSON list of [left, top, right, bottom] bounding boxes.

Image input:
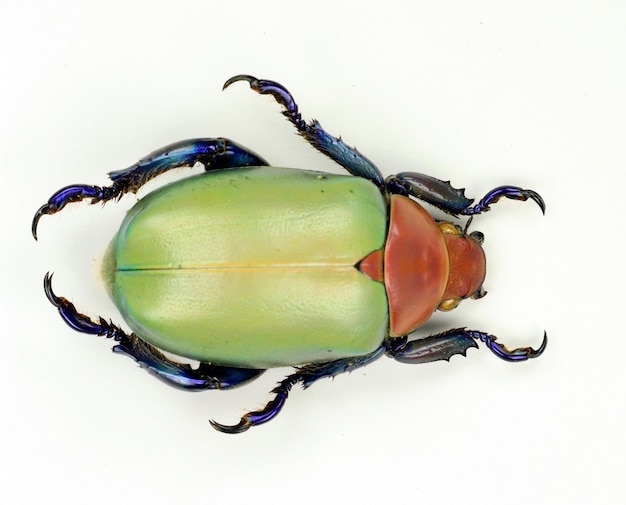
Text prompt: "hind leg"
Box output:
[[43, 273, 264, 390]]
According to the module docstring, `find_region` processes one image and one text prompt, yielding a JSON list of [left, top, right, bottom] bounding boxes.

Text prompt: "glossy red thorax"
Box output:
[[358, 195, 486, 336]]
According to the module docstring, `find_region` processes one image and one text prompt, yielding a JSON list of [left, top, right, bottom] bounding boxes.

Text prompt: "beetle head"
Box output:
[[437, 222, 486, 311]]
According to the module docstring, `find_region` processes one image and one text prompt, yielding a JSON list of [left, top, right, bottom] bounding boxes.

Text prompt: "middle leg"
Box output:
[[224, 75, 385, 187], [43, 273, 264, 390], [210, 345, 388, 433]]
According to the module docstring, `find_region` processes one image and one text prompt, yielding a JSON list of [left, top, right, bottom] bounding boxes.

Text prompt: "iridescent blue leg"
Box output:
[[32, 138, 268, 239], [223, 75, 385, 186], [386, 172, 545, 216], [459, 186, 545, 216], [387, 328, 547, 363], [210, 346, 387, 434], [43, 273, 264, 390]]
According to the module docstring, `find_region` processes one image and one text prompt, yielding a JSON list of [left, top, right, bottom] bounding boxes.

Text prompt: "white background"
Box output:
[[1, 1, 624, 504]]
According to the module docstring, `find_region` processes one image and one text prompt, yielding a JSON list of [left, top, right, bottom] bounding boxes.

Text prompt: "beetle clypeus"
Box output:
[[33, 75, 546, 433]]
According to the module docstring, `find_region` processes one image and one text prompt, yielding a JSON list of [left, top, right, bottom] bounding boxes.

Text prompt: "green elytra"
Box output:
[[103, 166, 389, 368]]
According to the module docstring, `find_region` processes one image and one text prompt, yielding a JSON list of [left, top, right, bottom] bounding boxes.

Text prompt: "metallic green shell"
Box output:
[[104, 166, 388, 368]]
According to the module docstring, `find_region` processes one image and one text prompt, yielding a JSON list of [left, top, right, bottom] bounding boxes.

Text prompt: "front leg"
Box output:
[[386, 172, 545, 216], [32, 138, 268, 238], [223, 75, 385, 187], [387, 328, 548, 363], [459, 185, 545, 216]]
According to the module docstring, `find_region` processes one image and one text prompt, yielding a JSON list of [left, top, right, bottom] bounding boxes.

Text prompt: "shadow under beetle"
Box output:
[[33, 75, 547, 433]]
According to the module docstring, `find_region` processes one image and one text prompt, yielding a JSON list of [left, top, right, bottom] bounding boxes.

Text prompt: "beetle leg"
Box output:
[[113, 339, 264, 391], [459, 185, 545, 216], [463, 328, 547, 362], [210, 346, 387, 434], [386, 330, 479, 363], [209, 374, 300, 434], [386, 173, 545, 216], [44, 272, 128, 340], [223, 75, 385, 187], [32, 138, 268, 239], [43, 273, 263, 390], [385, 172, 474, 215], [387, 328, 547, 363]]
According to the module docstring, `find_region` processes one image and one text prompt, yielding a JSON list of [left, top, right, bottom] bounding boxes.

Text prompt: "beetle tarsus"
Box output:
[[461, 186, 546, 216], [210, 376, 296, 434], [474, 330, 548, 362], [32, 184, 113, 240], [224, 74, 305, 129], [44, 272, 125, 338]]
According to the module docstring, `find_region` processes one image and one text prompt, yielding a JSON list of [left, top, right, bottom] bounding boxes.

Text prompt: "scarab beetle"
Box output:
[[33, 75, 546, 433]]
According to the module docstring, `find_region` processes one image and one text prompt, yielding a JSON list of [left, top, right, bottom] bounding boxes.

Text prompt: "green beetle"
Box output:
[[33, 75, 546, 433]]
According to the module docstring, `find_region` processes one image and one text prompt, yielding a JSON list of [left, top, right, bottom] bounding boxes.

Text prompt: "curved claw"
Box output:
[[503, 187, 545, 215], [210, 390, 288, 434], [32, 205, 49, 240], [482, 331, 548, 362], [209, 377, 295, 434], [210, 418, 251, 434], [223, 74, 299, 118], [32, 185, 103, 240], [44, 272, 101, 334], [463, 186, 546, 216], [223, 74, 256, 90], [525, 190, 546, 214]]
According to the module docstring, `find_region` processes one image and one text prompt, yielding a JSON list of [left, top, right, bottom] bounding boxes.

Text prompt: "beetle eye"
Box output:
[[438, 298, 460, 311], [469, 231, 484, 244]]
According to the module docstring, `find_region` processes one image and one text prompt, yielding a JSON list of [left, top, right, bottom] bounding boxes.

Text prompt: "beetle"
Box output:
[[32, 75, 546, 433]]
